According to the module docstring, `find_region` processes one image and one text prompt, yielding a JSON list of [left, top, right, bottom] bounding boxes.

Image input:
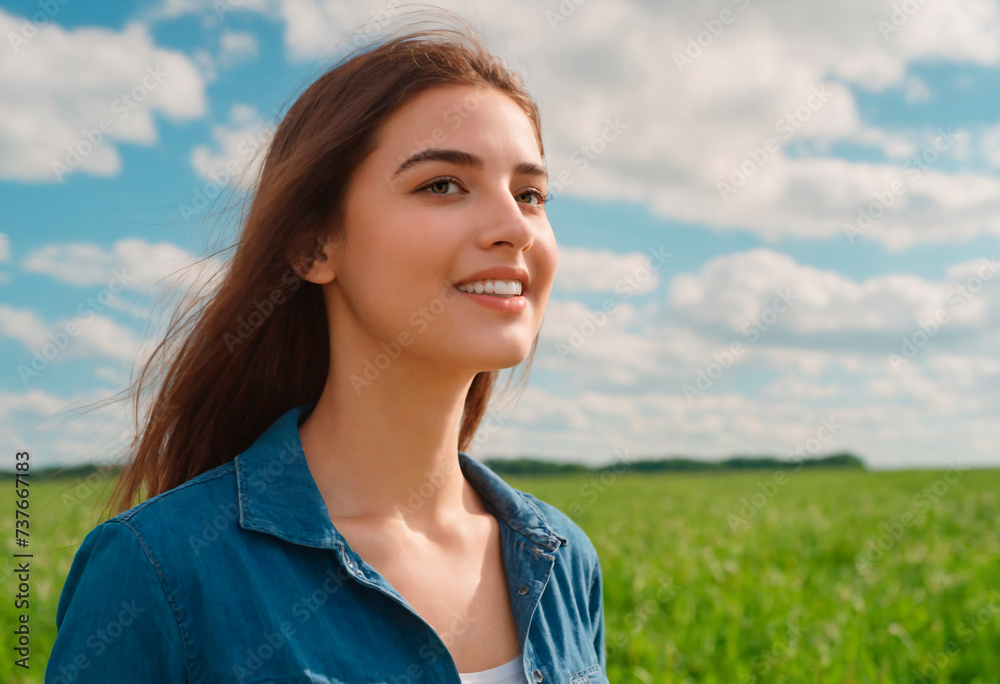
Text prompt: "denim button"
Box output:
[[518, 585, 529, 596], [532, 669, 543, 682]]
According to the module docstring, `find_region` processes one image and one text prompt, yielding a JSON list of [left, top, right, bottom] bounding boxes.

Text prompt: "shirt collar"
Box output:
[[236, 403, 568, 552]]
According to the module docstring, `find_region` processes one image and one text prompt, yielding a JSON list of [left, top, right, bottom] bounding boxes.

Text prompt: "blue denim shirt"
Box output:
[[47, 403, 608, 683]]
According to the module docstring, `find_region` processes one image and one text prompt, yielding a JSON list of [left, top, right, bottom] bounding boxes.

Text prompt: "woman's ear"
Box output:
[[294, 232, 343, 284]]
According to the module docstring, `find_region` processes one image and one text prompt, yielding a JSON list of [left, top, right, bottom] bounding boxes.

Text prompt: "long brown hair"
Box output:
[[95, 7, 545, 517]]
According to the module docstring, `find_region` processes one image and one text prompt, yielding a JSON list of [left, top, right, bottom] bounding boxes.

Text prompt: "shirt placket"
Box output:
[[329, 536, 471, 681], [508, 531, 560, 684], [328, 525, 560, 684]]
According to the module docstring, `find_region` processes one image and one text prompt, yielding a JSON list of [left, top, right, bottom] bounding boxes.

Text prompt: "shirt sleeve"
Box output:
[[46, 520, 188, 683], [589, 554, 607, 673]]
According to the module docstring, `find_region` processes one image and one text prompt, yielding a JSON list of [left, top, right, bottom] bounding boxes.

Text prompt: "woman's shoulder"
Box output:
[[48, 466, 237, 681], [90, 459, 241, 563], [513, 488, 601, 566], [110, 459, 237, 527], [65, 459, 243, 601]]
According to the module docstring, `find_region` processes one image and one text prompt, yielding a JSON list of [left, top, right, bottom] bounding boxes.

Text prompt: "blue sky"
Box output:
[[2, 0, 999, 470]]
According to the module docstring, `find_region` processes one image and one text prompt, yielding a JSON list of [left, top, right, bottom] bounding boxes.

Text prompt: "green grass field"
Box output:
[[3, 467, 998, 683]]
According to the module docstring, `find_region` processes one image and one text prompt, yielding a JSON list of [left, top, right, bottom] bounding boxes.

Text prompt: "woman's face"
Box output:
[[324, 84, 557, 376]]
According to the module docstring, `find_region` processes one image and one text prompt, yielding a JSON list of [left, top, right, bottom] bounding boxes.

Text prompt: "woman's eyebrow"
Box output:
[[390, 148, 548, 181]]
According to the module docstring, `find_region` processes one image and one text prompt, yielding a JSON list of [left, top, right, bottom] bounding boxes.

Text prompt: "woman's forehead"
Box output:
[[372, 86, 541, 165]]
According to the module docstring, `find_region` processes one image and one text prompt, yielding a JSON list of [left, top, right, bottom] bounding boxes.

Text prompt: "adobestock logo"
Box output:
[[683, 287, 799, 404], [843, 128, 955, 244], [854, 460, 967, 575], [717, 86, 832, 202], [7, 0, 71, 53]]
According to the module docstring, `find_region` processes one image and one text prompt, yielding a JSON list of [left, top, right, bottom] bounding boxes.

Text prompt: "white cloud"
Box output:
[[21, 238, 224, 294], [946, 254, 1000, 281], [904, 75, 932, 103], [669, 248, 998, 339], [190, 48, 219, 82], [852, 126, 918, 160], [190, 104, 275, 190], [476, 376, 999, 468], [94, 366, 121, 382], [2, 387, 135, 465], [219, 30, 259, 68], [1, 303, 141, 365], [152, 0, 277, 21], [762, 374, 847, 400], [0, 305, 50, 350], [24, 0, 995, 470], [0, 11, 208, 182], [982, 119, 1000, 167], [0, 232, 9, 262], [538, 299, 665, 387], [0, 388, 77, 422], [553, 246, 661, 293], [144, 0, 1000, 246]]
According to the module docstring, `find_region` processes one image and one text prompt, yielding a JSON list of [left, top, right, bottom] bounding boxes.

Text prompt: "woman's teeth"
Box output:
[[456, 279, 523, 298]]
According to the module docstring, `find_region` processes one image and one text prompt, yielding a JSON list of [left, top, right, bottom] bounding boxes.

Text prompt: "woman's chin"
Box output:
[[462, 346, 534, 373]]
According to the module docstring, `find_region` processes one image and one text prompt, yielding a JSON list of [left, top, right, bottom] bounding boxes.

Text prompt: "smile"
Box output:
[[454, 279, 523, 298]]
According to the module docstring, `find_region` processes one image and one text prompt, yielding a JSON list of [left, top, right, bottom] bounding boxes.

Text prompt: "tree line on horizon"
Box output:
[[481, 452, 866, 476], [2, 453, 865, 479]]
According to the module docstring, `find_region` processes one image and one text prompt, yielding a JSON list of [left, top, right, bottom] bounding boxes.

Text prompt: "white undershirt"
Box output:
[[458, 654, 530, 684]]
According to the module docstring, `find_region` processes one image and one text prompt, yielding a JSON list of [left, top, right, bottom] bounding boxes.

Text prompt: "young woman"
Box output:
[[46, 10, 607, 684]]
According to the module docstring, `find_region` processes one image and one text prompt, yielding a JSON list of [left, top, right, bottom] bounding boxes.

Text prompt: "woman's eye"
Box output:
[[422, 178, 461, 195], [516, 189, 549, 206]]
